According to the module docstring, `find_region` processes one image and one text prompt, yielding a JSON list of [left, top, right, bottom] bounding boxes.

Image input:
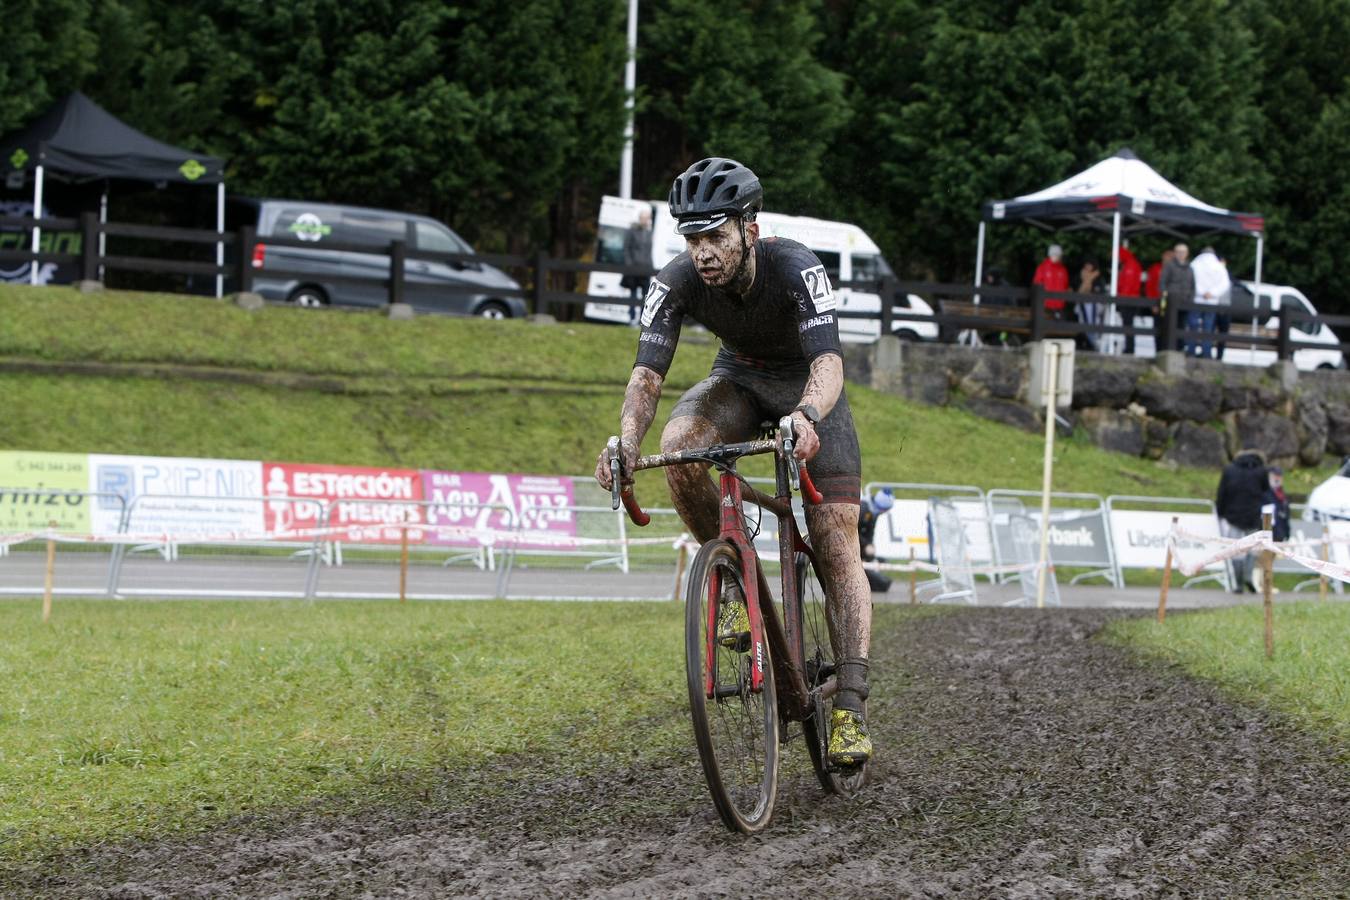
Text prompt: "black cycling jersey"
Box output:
[[633, 237, 843, 377]]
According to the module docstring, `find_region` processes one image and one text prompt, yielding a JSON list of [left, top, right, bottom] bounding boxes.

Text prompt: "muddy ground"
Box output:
[[6, 608, 1348, 898]]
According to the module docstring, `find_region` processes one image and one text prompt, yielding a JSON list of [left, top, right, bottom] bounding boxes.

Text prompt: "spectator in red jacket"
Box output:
[[1118, 239, 1144, 353], [1033, 244, 1069, 314]]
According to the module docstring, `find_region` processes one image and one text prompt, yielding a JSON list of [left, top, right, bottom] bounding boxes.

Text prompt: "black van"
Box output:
[[233, 199, 526, 318]]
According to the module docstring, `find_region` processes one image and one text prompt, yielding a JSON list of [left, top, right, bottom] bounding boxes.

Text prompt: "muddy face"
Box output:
[[685, 219, 748, 288]]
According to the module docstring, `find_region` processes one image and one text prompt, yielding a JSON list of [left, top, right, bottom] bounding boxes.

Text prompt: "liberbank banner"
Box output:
[[0, 451, 576, 547]]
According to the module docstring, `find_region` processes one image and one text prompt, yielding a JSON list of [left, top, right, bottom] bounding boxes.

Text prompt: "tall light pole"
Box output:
[[619, 0, 638, 198]]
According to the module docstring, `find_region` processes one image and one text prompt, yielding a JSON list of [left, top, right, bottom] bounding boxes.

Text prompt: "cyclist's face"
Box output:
[[686, 219, 755, 287]]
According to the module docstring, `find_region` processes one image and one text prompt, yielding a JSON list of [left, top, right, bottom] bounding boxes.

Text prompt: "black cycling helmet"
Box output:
[[669, 157, 763, 235]]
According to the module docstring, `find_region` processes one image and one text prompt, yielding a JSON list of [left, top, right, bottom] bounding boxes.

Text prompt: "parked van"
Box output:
[[233, 199, 526, 318], [584, 196, 936, 343], [1110, 282, 1343, 371], [1304, 457, 1350, 522]]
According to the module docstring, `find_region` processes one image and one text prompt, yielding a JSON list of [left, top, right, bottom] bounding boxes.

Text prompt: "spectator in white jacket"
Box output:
[[1189, 246, 1230, 358]]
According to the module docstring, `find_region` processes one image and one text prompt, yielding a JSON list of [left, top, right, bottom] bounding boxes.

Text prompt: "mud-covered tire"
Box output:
[[685, 539, 778, 833], [796, 551, 870, 798]]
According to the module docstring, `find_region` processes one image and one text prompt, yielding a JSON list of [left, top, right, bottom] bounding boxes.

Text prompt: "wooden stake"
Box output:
[[42, 520, 56, 623], [1262, 511, 1274, 660], [399, 525, 409, 603], [1320, 524, 1329, 603], [1157, 515, 1177, 623], [909, 546, 917, 606], [672, 541, 688, 602]]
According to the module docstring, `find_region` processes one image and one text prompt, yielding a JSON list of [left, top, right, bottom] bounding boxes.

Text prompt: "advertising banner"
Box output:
[[264, 462, 423, 543], [874, 499, 931, 561], [0, 450, 91, 532], [90, 454, 264, 536], [1109, 509, 1224, 571], [990, 505, 1113, 570], [422, 471, 575, 548]]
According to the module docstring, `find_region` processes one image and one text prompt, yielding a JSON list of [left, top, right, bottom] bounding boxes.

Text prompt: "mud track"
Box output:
[[9, 609, 1348, 898]]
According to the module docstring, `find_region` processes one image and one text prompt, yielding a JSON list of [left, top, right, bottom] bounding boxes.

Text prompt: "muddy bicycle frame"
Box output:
[[608, 417, 832, 723]]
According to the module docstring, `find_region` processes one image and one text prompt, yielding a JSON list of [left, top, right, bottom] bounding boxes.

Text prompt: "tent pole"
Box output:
[[1252, 234, 1264, 365], [1107, 210, 1121, 354], [98, 184, 108, 282], [215, 181, 225, 298], [973, 220, 986, 305], [29, 165, 44, 286]]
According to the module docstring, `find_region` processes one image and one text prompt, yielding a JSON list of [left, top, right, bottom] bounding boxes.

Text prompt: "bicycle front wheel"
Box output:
[[796, 551, 870, 798], [685, 539, 779, 833]]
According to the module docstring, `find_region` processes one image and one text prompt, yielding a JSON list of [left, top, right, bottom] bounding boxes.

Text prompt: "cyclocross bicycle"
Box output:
[[607, 416, 869, 833]]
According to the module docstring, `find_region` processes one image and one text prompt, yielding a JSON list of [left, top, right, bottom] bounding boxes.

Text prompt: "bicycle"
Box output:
[[606, 416, 869, 833]]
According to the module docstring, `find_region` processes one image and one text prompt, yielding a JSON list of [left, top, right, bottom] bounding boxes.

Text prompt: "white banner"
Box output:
[[1110, 509, 1223, 571], [873, 498, 991, 564], [89, 454, 264, 536]]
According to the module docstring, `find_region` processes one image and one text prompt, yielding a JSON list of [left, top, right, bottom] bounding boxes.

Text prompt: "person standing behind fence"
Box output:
[[1159, 243, 1194, 352], [1074, 258, 1107, 350], [1033, 244, 1069, 317], [620, 208, 654, 325], [1117, 239, 1144, 354], [858, 488, 894, 593], [1216, 448, 1268, 593], [1190, 246, 1229, 359]]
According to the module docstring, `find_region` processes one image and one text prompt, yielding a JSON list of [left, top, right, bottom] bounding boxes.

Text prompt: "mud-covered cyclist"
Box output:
[[595, 158, 874, 767]]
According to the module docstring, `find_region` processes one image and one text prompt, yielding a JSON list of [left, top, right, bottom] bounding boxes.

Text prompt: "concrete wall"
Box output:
[[845, 338, 1350, 470]]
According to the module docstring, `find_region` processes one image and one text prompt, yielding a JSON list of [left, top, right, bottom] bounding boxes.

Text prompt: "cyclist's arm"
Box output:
[[795, 352, 844, 420], [620, 365, 664, 454]]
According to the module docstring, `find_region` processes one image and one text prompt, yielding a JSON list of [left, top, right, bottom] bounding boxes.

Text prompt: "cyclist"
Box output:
[[595, 157, 873, 767]]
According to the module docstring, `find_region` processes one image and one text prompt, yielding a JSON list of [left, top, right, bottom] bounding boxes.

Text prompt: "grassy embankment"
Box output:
[[1106, 602, 1350, 758], [4, 283, 1333, 499]]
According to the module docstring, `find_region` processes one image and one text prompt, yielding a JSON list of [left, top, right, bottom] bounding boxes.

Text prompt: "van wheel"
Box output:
[[477, 300, 510, 319], [1318, 363, 1337, 370], [288, 286, 328, 308], [893, 329, 920, 342]]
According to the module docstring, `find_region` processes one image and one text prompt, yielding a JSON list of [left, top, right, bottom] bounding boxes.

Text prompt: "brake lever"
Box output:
[[606, 435, 622, 511], [777, 415, 801, 492]]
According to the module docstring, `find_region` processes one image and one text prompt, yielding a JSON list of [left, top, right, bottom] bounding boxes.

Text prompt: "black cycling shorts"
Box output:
[[668, 364, 861, 506]]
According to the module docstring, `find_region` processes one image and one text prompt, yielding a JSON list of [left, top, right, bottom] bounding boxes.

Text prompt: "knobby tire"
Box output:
[[685, 539, 779, 833]]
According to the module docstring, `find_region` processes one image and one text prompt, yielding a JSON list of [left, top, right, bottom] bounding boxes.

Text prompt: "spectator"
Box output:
[[619, 208, 653, 325], [1159, 243, 1195, 352], [1190, 246, 1230, 358], [858, 488, 894, 593], [1075, 258, 1107, 350], [1032, 244, 1070, 317], [1144, 247, 1174, 352], [1117, 239, 1145, 354], [1216, 448, 1268, 593], [979, 266, 1017, 346], [1251, 465, 1291, 594]]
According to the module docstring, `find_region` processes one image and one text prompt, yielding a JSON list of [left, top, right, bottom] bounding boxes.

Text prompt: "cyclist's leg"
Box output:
[[661, 375, 760, 543]]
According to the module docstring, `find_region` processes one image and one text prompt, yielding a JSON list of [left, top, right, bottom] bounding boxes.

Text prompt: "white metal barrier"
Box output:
[[1105, 495, 1230, 590], [864, 481, 987, 565], [987, 490, 1117, 587]]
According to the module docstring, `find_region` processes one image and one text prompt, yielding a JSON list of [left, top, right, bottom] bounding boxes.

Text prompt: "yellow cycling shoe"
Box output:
[[716, 594, 751, 652], [828, 708, 872, 767]]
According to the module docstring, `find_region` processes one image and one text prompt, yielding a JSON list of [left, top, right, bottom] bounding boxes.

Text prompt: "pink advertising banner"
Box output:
[[422, 470, 576, 549]]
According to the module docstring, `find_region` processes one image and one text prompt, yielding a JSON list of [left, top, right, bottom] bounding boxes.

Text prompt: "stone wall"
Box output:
[[845, 338, 1350, 470]]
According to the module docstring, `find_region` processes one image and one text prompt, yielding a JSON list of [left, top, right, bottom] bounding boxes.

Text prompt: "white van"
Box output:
[[584, 196, 937, 343], [1305, 457, 1350, 522], [1112, 282, 1343, 371]]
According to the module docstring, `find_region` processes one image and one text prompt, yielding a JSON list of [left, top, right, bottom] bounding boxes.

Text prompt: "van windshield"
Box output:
[[596, 225, 627, 265], [851, 253, 893, 283]]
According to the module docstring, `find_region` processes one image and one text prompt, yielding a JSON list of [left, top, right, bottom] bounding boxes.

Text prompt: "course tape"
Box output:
[[1168, 525, 1350, 583]]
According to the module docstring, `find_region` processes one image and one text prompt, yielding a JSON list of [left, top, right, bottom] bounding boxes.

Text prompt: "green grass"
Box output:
[[0, 598, 686, 860], [0, 283, 1306, 501], [1105, 602, 1350, 753], [0, 598, 937, 863]]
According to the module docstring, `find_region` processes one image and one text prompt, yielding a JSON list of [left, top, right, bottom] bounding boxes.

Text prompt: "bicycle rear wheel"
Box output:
[[685, 539, 779, 833], [796, 551, 870, 798]]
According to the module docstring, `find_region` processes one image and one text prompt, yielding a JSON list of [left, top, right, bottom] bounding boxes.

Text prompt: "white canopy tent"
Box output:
[[976, 148, 1266, 299]]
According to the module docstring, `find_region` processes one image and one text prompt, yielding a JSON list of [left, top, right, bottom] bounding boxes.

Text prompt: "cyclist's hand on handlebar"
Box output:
[[788, 411, 820, 462], [595, 438, 639, 490]]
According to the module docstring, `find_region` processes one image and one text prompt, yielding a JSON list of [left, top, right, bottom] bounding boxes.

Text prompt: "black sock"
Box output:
[[835, 657, 869, 714]]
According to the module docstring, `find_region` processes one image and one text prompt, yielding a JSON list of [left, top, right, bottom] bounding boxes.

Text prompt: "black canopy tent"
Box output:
[[0, 91, 226, 291], [976, 148, 1266, 300]]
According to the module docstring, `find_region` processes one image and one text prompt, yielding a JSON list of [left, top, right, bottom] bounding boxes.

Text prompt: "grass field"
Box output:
[[0, 597, 937, 863], [3, 284, 1329, 500], [1105, 602, 1350, 754]]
